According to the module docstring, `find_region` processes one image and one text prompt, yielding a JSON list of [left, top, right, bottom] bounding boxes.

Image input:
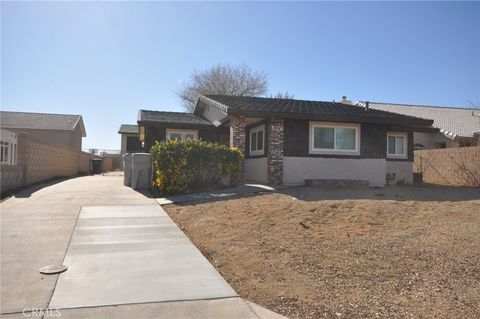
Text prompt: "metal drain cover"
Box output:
[[39, 264, 68, 275]]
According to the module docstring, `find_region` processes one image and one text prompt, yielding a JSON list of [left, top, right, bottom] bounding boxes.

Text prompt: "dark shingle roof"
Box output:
[[118, 124, 138, 134], [138, 110, 213, 126], [359, 101, 480, 139], [0, 111, 86, 137], [201, 95, 433, 127]]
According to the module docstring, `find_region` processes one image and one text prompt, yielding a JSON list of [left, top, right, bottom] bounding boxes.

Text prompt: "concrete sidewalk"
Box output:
[[0, 175, 287, 319]]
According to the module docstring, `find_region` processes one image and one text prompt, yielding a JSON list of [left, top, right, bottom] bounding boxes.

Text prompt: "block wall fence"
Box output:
[[1, 133, 92, 194], [414, 146, 480, 187]]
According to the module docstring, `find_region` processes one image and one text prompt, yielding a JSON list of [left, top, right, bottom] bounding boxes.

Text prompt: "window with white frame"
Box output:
[[309, 122, 360, 155], [166, 129, 198, 141], [249, 125, 265, 156], [387, 132, 407, 158], [0, 141, 16, 165]]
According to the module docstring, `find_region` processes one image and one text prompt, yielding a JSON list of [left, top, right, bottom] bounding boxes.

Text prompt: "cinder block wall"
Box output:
[[1, 133, 91, 194], [414, 146, 480, 187]]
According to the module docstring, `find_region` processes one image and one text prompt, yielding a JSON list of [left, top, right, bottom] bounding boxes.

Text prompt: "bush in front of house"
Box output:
[[150, 139, 243, 195]]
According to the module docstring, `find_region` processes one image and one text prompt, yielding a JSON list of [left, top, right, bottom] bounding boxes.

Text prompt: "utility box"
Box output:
[[123, 153, 133, 186], [132, 153, 152, 190]]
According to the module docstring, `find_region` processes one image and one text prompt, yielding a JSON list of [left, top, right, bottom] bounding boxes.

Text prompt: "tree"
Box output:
[[177, 64, 268, 112], [269, 91, 294, 99]]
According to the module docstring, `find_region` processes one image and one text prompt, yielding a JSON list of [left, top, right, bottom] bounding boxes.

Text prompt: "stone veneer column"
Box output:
[[267, 118, 284, 185], [230, 115, 246, 184]]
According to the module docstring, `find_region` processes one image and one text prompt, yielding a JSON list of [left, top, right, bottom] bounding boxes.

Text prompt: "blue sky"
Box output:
[[2, 1, 479, 149]]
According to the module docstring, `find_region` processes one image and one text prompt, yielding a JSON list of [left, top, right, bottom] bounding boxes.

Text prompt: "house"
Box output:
[[137, 110, 229, 152], [136, 95, 433, 187], [118, 124, 142, 157], [356, 101, 480, 149], [0, 111, 86, 151]]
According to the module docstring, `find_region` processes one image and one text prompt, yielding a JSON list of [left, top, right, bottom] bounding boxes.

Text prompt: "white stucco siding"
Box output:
[[245, 157, 268, 184], [386, 161, 413, 185], [283, 157, 386, 187]]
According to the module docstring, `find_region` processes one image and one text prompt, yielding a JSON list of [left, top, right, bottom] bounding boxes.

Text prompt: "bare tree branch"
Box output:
[[269, 91, 294, 99], [177, 63, 268, 112]]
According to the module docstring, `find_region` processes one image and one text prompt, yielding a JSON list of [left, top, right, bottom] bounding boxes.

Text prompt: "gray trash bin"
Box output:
[[132, 153, 152, 190], [123, 153, 133, 186]]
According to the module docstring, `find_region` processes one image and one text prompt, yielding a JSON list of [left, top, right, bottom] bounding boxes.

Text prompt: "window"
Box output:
[[249, 125, 265, 156], [166, 129, 198, 141], [387, 132, 407, 158], [0, 141, 16, 165], [309, 122, 360, 155]]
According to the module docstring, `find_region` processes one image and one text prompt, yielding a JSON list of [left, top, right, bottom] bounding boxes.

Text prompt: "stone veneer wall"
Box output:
[[230, 116, 246, 184], [414, 146, 480, 187], [267, 118, 284, 185], [1, 133, 91, 194]]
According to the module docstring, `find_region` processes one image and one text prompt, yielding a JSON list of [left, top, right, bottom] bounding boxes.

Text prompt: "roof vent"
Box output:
[[365, 101, 370, 111], [340, 96, 352, 105]]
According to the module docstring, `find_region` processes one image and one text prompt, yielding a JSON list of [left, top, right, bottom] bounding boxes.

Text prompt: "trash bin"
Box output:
[[132, 153, 152, 190], [123, 153, 133, 186]]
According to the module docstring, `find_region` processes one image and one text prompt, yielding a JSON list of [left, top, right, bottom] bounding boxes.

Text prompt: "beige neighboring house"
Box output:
[[0, 111, 86, 151], [357, 101, 480, 149]]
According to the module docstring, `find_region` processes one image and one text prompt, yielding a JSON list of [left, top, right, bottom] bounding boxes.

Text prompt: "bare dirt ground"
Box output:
[[164, 186, 480, 319]]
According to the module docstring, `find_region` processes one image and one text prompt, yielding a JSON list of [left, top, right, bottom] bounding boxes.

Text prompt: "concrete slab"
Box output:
[[246, 301, 289, 319], [1, 176, 156, 313], [156, 184, 280, 205], [49, 205, 237, 309], [53, 298, 259, 319]]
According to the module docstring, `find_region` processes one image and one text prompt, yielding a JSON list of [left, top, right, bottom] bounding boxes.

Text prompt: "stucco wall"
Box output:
[[283, 157, 386, 187], [245, 157, 268, 184], [386, 161, 413, 185], [1, 133, 91, 194]]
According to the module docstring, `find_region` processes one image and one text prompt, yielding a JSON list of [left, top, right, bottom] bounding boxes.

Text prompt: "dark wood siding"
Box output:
[[284, 119, 400, 159], [360, 124, 387, 159], [126, 136, 142, 153], [143, 125, 227, 152]]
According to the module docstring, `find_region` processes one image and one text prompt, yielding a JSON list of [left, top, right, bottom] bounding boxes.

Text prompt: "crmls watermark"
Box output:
[[22, 308, 61, 317]]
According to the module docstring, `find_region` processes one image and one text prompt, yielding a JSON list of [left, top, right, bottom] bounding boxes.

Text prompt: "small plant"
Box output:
[[150, 139, 243, 195]]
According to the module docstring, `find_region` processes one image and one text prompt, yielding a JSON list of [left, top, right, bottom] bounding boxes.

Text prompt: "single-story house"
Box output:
[[0, 111, 86, 151], [356, 101, 480, 149], [118, 124, 142, 157], [135, 95, 434, 187]]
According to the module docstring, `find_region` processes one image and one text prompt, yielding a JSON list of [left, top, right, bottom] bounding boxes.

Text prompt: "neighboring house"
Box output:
[[118, 124, 142, 157], [136, 95, 433, 186], [357, 101, 480, 149], [0, 111, 86, 151]]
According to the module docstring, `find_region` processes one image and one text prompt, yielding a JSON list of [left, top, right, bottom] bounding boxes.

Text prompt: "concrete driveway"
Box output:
[[1, 175, 285, 319]]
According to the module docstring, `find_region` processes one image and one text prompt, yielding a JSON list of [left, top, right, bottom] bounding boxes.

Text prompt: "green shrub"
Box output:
[[150, 139, 243, 195]]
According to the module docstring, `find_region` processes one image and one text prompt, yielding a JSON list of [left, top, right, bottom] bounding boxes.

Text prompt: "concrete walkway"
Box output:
[[0, 175, 286, 319], [156, 184, 279, 205]]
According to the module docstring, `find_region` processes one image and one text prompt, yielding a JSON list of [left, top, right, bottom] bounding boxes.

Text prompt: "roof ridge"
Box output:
[[0, 110, 82, 117], [361, 101, 480, 111], [206, 94, 344, 105]]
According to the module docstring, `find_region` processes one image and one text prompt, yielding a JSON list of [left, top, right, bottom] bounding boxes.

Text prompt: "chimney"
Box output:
[[365, 101, 370, 111], [340, 96, 352, 105]]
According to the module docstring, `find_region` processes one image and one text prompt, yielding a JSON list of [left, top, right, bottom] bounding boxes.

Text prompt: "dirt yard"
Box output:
[[164, 186, 480, 319]]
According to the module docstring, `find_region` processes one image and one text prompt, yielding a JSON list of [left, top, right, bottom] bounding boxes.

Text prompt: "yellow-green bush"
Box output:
[[150, 139, 243, 195]]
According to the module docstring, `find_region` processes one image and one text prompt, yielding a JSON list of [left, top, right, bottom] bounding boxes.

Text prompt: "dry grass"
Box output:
[[165, 186, 480, 319]]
